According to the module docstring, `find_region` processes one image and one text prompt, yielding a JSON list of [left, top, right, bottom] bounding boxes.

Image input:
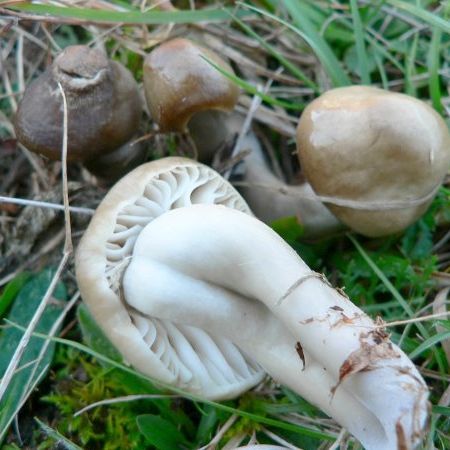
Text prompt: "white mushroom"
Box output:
[[76, 157, 264, 400], [76, 157, 429, 450], [238, 135, 343, 238]]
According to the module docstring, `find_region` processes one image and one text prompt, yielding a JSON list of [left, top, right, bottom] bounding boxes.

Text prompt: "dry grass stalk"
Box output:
[[0, 83, 72, 403]]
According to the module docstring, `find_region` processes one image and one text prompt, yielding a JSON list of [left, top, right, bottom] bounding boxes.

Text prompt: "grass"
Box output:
[[0, 0, 450, 449]]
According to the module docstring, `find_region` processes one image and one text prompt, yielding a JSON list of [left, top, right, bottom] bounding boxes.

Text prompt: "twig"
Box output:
[[373, 311, 450, 329], [432, 229, 450, 252], [0, 82, 73, 403], [0, 196, 94, 215], [328, 428, 347, 450], [432, 288, 450, 364], [198, 414, 238, 450], [18, 144, 51, 189], [438, 383, 450, 407], [15, 291, 81, 418], [222, 67, 282, 180], [57, 82, 73, 254], [262, 427, 302, 449], [0, 229, 65, 289], [74, 393, 180, 417]]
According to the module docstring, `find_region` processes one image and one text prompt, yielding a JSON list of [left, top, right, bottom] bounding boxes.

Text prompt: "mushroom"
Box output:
[[296, 86, 450, 237], [14, 45, 144, 179], [143, 38, 240, 162], [76, 157, 429, 450], [238, 134, 343, 238]]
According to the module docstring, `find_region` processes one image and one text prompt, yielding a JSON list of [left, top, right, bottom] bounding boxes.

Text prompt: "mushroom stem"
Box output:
[[124, 204, 428, 450], [187, 110, 242, 163], [239, 137, 343, 238]]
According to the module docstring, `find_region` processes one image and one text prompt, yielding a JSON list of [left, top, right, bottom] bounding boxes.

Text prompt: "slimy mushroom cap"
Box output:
[[143, 38, 239, 132], [297, 86, 450, 236], [14, 45, 141, 162]]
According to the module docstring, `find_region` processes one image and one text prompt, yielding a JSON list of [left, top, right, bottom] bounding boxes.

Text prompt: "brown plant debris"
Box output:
[[330, 305, 344, 312], [331, 331, 400, 396], [295, 341, 305, 371], [395, 420, 408, 450]]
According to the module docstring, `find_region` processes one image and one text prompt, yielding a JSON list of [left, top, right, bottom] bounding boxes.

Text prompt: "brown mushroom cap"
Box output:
[[143, 38, 239, 132], [296, 86, 450, 237], [14, 45, 141, 162]]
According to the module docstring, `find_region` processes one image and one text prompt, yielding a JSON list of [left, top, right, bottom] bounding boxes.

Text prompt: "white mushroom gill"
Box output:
[[77, 159, 264, 400], [76, 158, 429, 450]]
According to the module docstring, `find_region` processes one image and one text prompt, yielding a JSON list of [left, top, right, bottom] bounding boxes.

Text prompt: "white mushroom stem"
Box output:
[[238, 136, 343, 238], [123, 204, 428, 450], [187, 106, 343, 239]]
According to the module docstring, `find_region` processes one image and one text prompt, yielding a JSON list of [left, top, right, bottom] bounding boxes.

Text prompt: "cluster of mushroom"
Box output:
[[14, 38, 239, 181], [141, 38, 450, 238], [242, 86, 450, 237], [14, 40, 450, 237], [15, 37, 450, 450]]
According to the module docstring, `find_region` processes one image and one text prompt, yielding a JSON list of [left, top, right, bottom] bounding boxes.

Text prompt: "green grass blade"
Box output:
[[6, 322, 334, 442], [35, 418, 82, 450], [405, 33, 419, 96], [374, 51, 389, 89], [386, 0, 450, 34], [202, 56, 304, 110], [348, 235, 415, 318], [349, 0, 371, 84], [238, 2, 351, 87], [432, 405, 450, 416], [282, 0, 351, 86], [347, 234, 446, 373], [348, 235, 447, 374], [428, 28, 443, 114], [0, 272, 30, 319], [137, 415, 188, 450], [0, 270, 67, 443], [409, 330, 450, 360], [6, 3, 249, 24], [368, 37, 405, 73], [227, 10, 318, 92]]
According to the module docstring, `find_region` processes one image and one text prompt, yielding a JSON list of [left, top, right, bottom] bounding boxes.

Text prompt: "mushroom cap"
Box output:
[[52, 45, 110, 90], [14, 45, 141, 162], [296, 86, 450, 237], [76, 157, 264, 399], [143, 38, 239, 132]]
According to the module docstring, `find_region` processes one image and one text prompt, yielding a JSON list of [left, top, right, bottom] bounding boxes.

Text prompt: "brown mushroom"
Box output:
[[296, 86, 450, 237], [143, 38, 239, 161], [14, 45, 143, 177]]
